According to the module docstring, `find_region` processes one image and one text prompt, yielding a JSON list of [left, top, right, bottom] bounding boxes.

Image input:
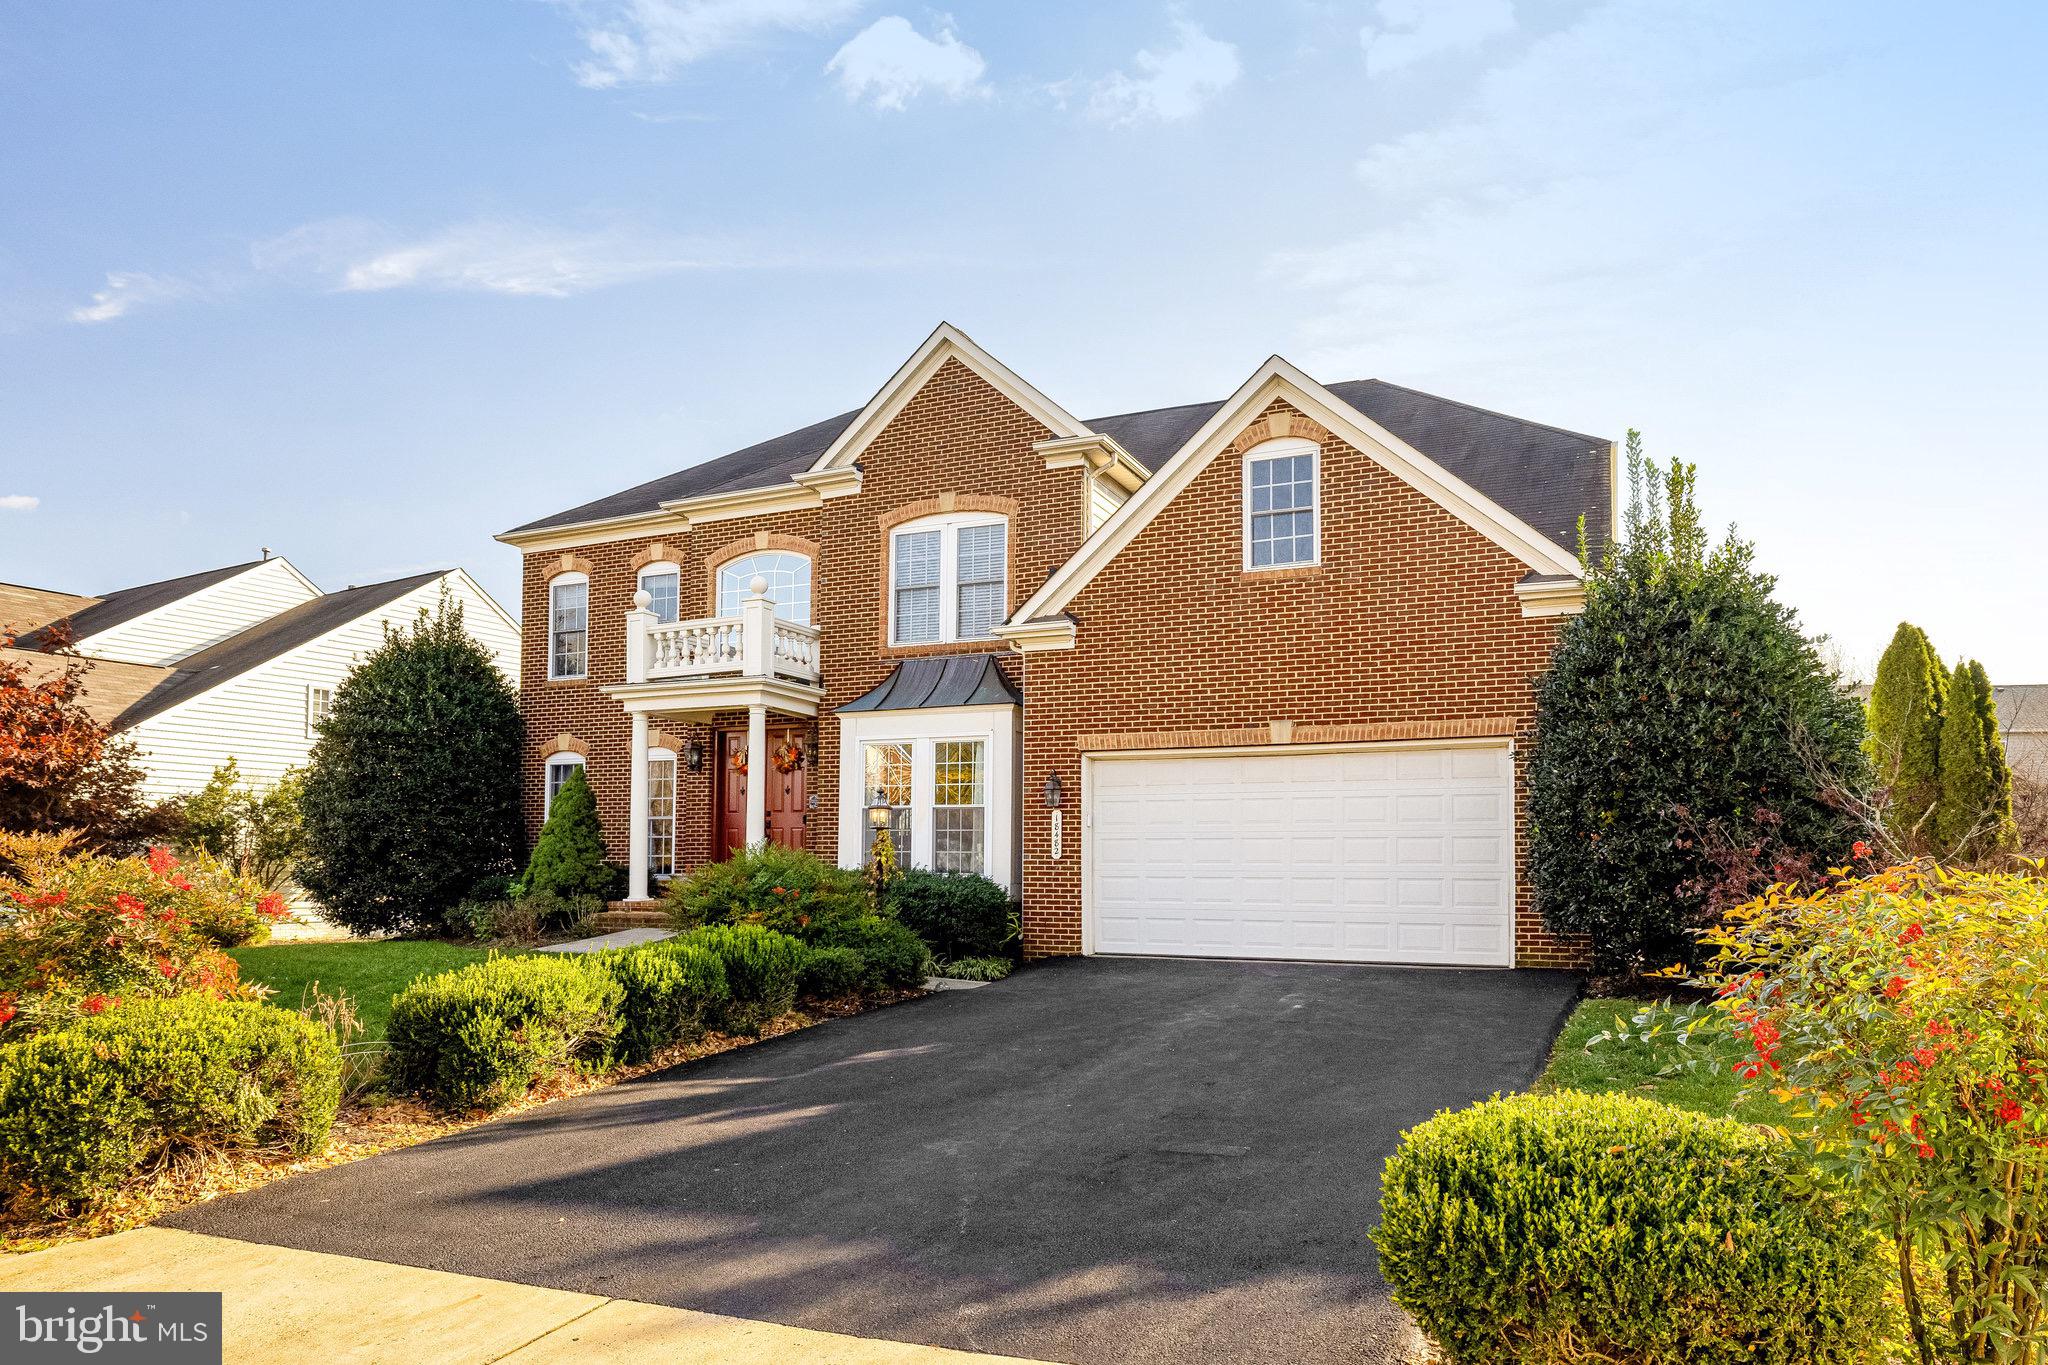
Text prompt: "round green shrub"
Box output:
[[683, 924, 805, 1036], [1374, 1091, 1890, 1365], [386, 954, 622, 1110], [666, 844, 870, 940], [814, 916, 931, 993], [796, 945, 865, 1000], [884, 869, 1013, 960], [598, 939, 729, 1064], [0, 996, 340, 1214]]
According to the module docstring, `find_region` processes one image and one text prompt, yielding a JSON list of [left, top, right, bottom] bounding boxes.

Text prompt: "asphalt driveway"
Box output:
[[168, 957, 1579, 1365]]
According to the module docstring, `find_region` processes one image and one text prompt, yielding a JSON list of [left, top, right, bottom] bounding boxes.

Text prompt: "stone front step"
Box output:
[[594, 903, 671, 930]]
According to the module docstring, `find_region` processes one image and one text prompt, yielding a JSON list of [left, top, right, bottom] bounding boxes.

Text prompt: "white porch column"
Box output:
[[624, 590, 653, 684], [739, 574, 774, 679], [745, 703, 768, 848], [627, 710, 651, 901]]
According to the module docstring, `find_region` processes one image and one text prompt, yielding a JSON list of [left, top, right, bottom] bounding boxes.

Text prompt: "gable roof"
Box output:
[[0, 582, 99, 639], [0, 647, 176, 727], [1089, 379, 1610, 555], [1007, 357, 1596, 634], [113, 571, 446, 729], [13, 560, 267, 651]]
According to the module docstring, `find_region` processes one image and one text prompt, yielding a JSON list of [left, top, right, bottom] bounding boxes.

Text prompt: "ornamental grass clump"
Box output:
[[1374, 1091, 1890, 1365], [1645, 861, 2048, 1364]]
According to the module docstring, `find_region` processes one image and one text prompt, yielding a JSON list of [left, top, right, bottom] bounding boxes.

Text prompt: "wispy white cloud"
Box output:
[[1088, 19, 1240, 125], [562, 0, 864, 88], [826, 16, 985, 109], [264, 218, 743, 297], [1360, 0, 1516, 76], [69, 272, 199, 324], [0, 494, 38, 511]]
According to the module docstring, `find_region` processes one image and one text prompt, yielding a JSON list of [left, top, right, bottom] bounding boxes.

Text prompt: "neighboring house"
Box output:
[[499, 323, 1613, 968], [3, 557, 519, 802], [1996, 685, 2048, 785]]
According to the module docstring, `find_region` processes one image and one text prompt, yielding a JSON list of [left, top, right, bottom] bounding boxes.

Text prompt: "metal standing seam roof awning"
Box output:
[[837, 655, 1022, 712]]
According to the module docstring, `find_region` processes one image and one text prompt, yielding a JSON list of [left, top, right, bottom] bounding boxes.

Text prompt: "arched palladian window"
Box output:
[[717, 551, 811, 623]]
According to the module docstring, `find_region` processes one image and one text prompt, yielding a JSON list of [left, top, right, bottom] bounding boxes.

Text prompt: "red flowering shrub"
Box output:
[[1642, 862, 2048, 1363], [0, 830, 282, 1038]]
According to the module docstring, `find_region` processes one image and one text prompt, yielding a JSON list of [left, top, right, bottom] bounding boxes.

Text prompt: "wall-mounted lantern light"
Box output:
[[1045, 772, 1066, 861], [683, 739, 704, 773], [1043, 772, 1063, 808]]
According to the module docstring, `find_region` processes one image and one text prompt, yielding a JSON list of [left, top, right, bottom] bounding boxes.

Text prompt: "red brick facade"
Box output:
[[513, 350, 1590, 969]]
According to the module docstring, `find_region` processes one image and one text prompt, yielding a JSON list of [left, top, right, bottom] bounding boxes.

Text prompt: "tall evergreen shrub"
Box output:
[[522, 767, 612, 899], [1935, 659, 2017, 859], [1868, 622, 1947, 850], [1527, 434, 1868, 974]]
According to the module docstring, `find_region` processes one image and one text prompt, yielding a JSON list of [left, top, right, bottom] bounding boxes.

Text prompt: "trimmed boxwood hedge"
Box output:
[[596, 937, 728, 1064], [686, 924, 805, 1036], [884, 869, 1012, 961], [386, 954, 622, 1110], [1374, 1091, 1891, 1364], [0, 996, 340, 1213]]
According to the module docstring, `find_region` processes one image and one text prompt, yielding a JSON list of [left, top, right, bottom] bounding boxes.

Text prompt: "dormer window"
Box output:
[[889, 513, 1007, 645], [1243, 438, 1319, 570]]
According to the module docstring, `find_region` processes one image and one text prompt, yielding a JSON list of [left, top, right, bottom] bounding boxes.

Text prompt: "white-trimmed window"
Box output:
[[932, 740, 986, 874], [637, 564, 680, 624], [305, 685, 334, 738], [889, 513, 1007, 645], [1243, 438, 1319, 570], [543, 753, 586, 817], [716, 551, 811, 623], [549, 574, 589, 680], [647, 747, 677, 879], [861, 742, 913, 860]]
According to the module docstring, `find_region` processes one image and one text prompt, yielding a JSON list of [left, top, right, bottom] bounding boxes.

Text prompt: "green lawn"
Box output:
[[228, 941, 508, 1041], [1538, 997, 1787, 1126]]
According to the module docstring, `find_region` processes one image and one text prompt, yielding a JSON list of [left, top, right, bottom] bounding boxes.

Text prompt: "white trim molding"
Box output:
[[1034, 434, 1148, 493], [496, 509, 684, 554], [989, 614, 1077, 653], [1514, 575, 1588, 618], [809, 322, 1094, 474], [1010, 356, 1586, 629]]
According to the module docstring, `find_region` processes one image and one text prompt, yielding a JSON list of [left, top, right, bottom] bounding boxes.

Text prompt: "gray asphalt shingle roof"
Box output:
[[113, 572, 445, 729], [508, 374, 1612, 552], [14, 560, 264, 651]]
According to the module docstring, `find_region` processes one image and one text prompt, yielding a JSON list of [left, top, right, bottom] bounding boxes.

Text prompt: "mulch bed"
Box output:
[[1, 988, 925, 1255]]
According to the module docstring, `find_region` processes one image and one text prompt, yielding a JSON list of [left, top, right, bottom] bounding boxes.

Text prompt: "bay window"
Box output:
[[861, 742, 913, 860], [932, 740, 986, 874]]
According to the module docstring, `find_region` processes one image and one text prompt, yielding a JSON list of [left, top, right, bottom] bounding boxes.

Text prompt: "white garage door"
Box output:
[[1086, 744, 1515, 966]]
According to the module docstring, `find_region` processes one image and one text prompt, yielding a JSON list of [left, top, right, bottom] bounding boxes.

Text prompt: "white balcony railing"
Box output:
[[624, 575, 821, 686]]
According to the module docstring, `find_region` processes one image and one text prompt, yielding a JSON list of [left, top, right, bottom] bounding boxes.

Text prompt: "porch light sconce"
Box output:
[[683, 739, 704, 773], [1042, 772, 1063, 808]]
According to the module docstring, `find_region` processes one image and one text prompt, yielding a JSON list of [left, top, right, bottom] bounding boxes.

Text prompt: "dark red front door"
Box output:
[[717, 727, 808, 857]]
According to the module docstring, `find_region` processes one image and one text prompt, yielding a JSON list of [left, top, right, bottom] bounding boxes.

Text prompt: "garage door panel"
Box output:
[[1088, 745, 1515, 967]]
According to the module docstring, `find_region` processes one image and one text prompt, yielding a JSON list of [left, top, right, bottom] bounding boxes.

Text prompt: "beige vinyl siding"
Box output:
[[82, 558, 320, 666], [1087, 474, 1128, 532], [122, 570, 520, 802]]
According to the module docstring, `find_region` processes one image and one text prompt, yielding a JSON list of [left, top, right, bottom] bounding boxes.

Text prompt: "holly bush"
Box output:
[[1638, 862, 2048, 1364], [1528, 437, 1867, 973], [0, 831, 281, 1038]]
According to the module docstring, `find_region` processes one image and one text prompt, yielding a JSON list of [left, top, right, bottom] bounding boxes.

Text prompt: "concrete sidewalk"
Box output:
[[0, 1228, 1049, 1364]]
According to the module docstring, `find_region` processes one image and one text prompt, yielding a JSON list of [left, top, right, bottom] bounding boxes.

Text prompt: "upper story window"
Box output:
[[717, 551, 812, 623], [890, 513, 1007, 645], [637, 563, 680, 624], [549, 574, 588, 680], [1243, 438, 1320, 570]]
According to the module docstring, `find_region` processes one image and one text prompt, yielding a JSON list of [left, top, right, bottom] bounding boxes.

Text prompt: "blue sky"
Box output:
[[3, 1, 2044, 679]]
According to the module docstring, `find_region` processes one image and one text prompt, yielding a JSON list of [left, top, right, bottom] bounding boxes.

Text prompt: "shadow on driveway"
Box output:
[[168, 957, 1580, 1365]]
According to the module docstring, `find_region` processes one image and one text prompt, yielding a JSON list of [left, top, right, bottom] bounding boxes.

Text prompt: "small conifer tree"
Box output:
[[1868, 622, 1947, 851], [523, 767, 613, 899]]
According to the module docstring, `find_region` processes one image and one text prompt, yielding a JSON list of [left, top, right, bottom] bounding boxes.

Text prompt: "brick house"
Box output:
[[498, 324, 1611, 967]]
